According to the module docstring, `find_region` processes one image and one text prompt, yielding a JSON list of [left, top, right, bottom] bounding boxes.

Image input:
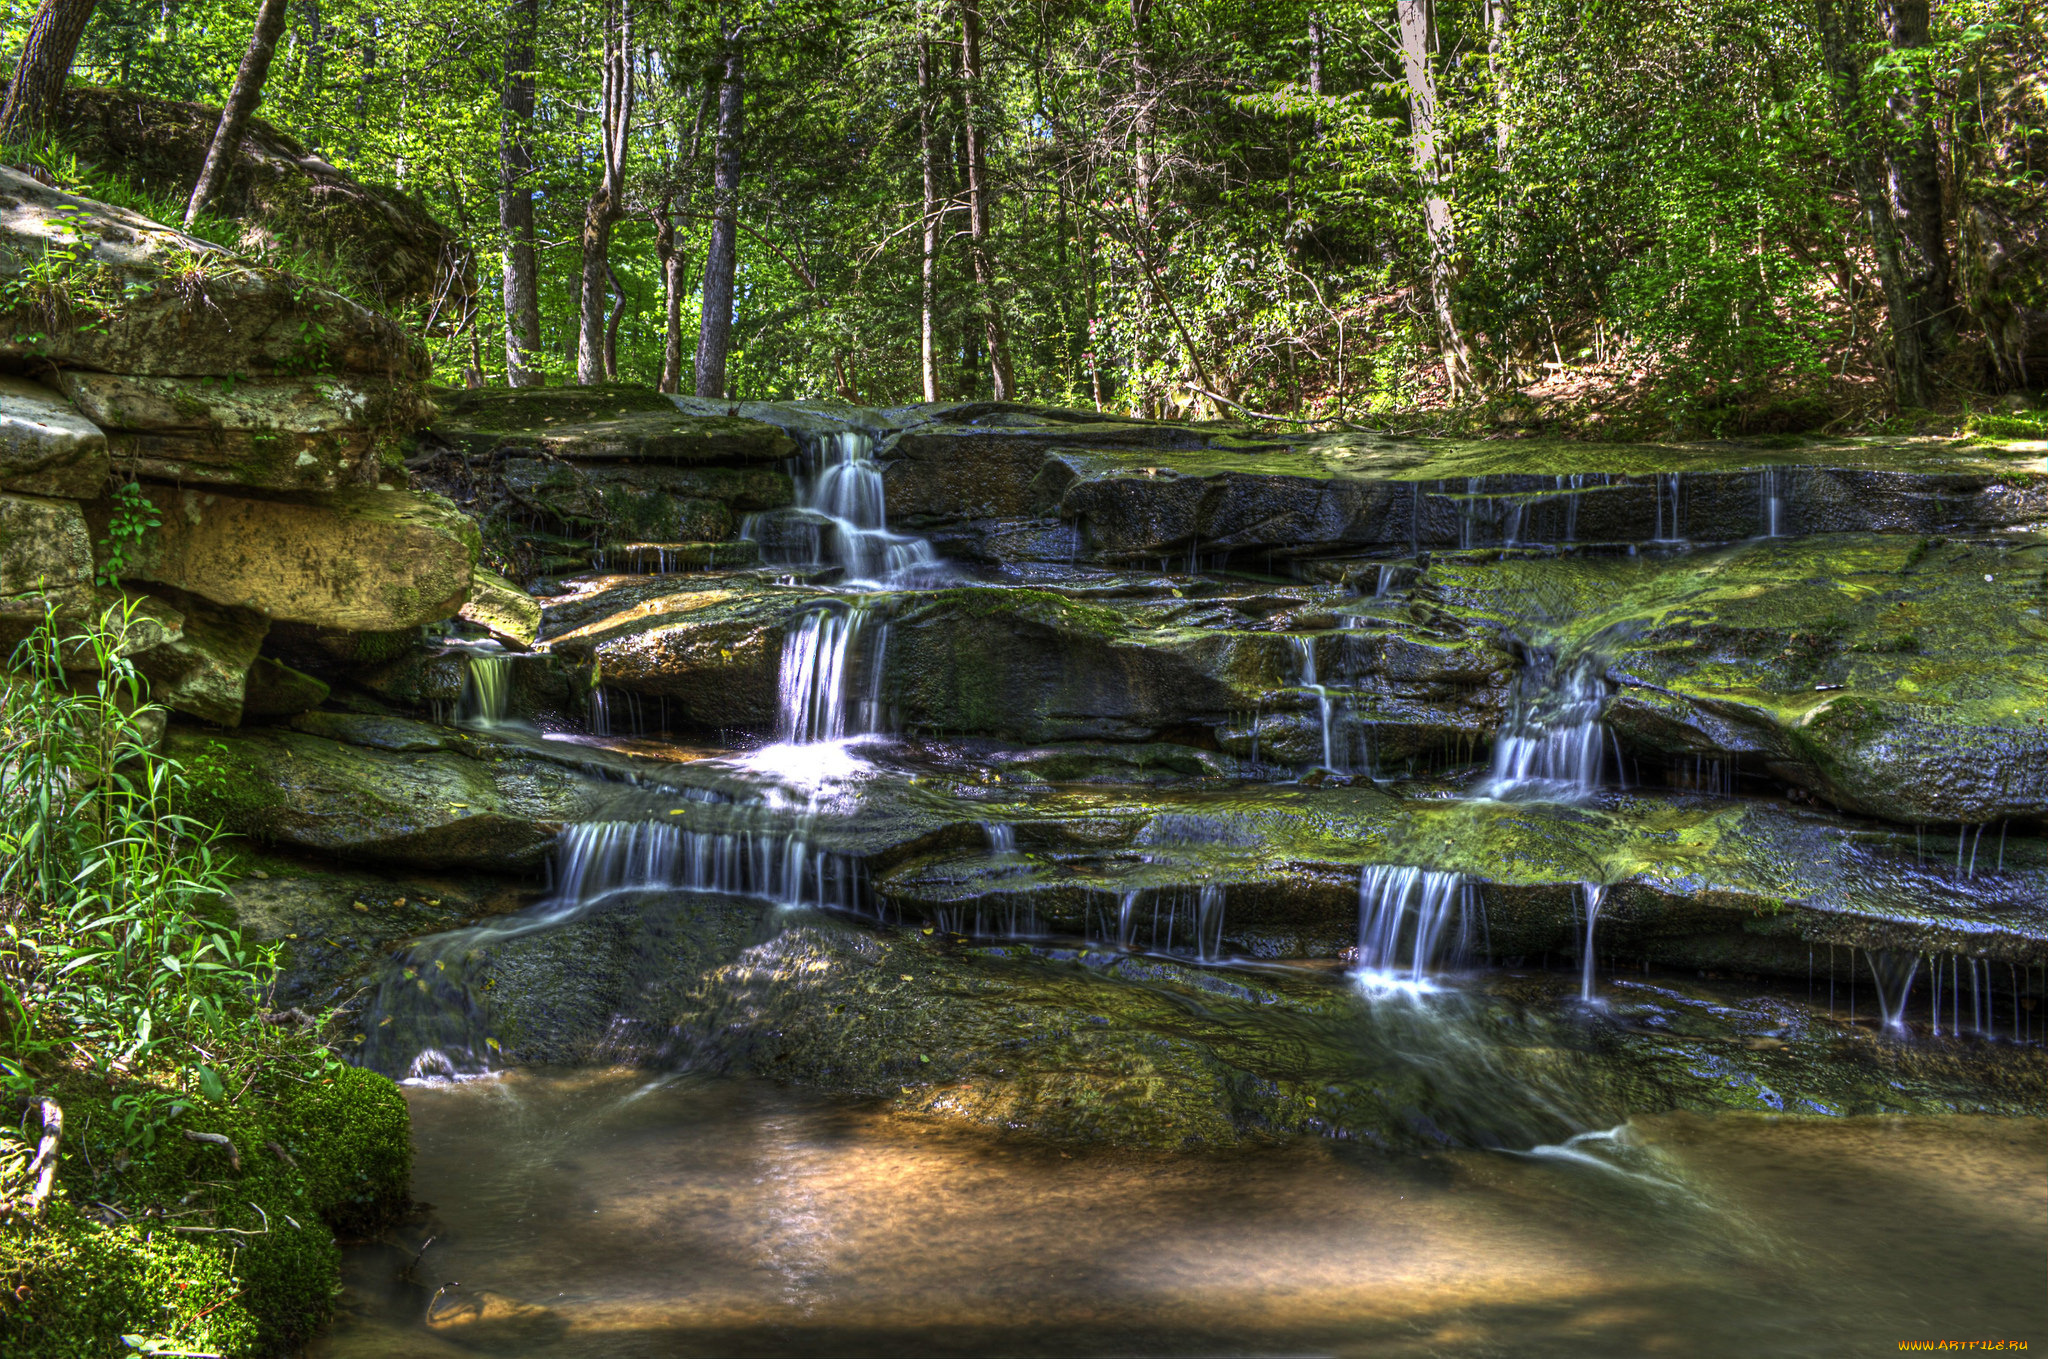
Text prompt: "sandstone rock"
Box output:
[[127, 588, 268, 725], [0, 492, 95, 647], [458, 567, 541, 649], [88, 485, 478, 631], [0, 374, 108, 497], [542, 582, 799, 728], [106, 429, 381, 491], [0, 165, 425, 378]]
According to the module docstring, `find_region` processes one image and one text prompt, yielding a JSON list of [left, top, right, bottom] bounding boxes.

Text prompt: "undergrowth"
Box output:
[[0, 601, 409, 1357]]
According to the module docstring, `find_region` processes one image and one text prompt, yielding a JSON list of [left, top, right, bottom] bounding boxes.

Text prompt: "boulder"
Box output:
[[542, 582, 801, 728], [0, 492, 95, 647], [127, 588, 268, 725], [58, 83, 462, 309], [0, 374, 108, 497], [0, 165, 426, 378], [241, 655, 330, 720], [167, 727, 606, 869], [86, 485, 478, 631], [459, 567, 541, 649]]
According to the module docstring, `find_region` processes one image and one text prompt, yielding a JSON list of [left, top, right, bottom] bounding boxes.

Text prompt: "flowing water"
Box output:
[[316, 1070, 2046, 1358]]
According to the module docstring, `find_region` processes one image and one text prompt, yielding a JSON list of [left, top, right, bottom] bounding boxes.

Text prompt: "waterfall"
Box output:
[[1290, 636, 1341, 772], [983, 822, 1017, 853], [1653, 472, 1685, 542], [1758, 466, 1784, 538], [551, 819, 863, 914], [457, 653, 512, 728], [1866, 950, 1921, 1032], [748, 430, 941, 585], [1196, 884, 1226, 961], [1484, 649, 1609, 798], [1354, 867, 1479, 990], [1579, 882, 1606, 1002], [776, 605, 890, 744]]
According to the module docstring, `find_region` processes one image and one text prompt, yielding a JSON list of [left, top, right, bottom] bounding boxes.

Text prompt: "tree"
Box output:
[[500, 0, 543, 387], [694, 34, 745, 399], [1395, 0, 1477, 396], [918, 34, 943, 403], [1816, 0, 1929, 408], [577, 0, 634, 386], [0, 0, 98, 144], [1879, 0, 1954, 351], [183, 0, 291, 226], [959, 0, 1014, 399]]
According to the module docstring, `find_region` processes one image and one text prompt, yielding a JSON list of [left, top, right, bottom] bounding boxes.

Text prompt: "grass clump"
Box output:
[[0, 602, 410, 1357]]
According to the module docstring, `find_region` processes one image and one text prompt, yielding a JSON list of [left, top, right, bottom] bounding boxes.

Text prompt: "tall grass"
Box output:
[[0, 602, 323, 1161]]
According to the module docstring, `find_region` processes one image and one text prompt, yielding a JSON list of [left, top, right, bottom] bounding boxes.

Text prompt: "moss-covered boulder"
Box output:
[[167, 726, 608, 869], [0, 165, 425, 379], [429, 384, 795, 464], [58, 83, 460, 309], [0, 1065, 411, 1358], [126, 587, 268, 726], [459, 567, 542, 649], [86, 485, 478, 631], [1420, 534, 2048, 824]]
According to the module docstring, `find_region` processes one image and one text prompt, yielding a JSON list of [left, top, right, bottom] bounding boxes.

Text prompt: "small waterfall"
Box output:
[[457, 653, 512, 728], [1758, 466, 1784, 538], [548, 819, 864, 913], [1485, 649, 1610, 798], [1866, 950, 1921, 1032], [983, 822, 1017, 853], [1099, 884, 1227, 958], [1653, 472, 1684, 542], [752, 430, 941, 585], [1196, 884, 1226, 961], [777, 605, 890, 744], [1354, 867, 1479, 990], [1290, 636, 1340, 772], [1578, 883, 1606, 1002]]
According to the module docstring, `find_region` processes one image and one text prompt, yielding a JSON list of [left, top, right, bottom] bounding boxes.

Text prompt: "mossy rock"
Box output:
[[0, 1066, 410, 1357]]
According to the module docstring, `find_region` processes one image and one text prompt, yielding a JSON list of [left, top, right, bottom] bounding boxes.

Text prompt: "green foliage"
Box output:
[[94, 481, 160, 588], [0, 604, 412, 1356]]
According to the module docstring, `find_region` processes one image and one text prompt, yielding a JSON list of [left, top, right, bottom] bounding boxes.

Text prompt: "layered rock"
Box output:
[[0, 375, 109, 496]]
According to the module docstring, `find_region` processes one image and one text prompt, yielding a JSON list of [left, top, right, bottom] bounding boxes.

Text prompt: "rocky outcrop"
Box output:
[[0, 375, 108, 497], [58, 83, 461, 309]]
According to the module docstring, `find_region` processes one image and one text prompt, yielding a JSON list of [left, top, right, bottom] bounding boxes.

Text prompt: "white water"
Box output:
[[1290, 636, 1341, 772], [748, 430, 942, 586], [777, 606, 890, 744], [549, 818, 863, 914], [1485, 649, 1611, 799], [1579, 882, 1607, 1002], [1354, 866, 1479, 992], [1759, 466, 1784, 538]]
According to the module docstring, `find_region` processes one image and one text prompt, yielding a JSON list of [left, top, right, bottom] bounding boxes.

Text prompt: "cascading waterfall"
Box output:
[[1484, 648, 1611, 798], [1866, 950, 1921, 1032], [549, 818, 864, 914], [747, 429, 941, 586], [1653, 472, 1685, 542], [1354, 866, 1480, 990], [1758, 466, 1784, 538], [457, 653, 512, 728], [1290, 636, 1341, 772]]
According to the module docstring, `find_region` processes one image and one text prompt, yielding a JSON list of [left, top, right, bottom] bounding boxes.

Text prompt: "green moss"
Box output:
[[177, 737, 288, 839], [0, 1068, 411, 1357]]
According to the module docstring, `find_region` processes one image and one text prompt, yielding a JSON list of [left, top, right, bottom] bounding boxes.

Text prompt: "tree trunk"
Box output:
[[1816, 0, 1929, 407], [0, 0, 99, 144], [1879, 0, 1953, 349], [1485, 0, 1512, 166], [577, 0, 633, 386], [656, 199, 687, 394], [694, 41, 745, 400], [184, 0, 290, 225], [500, 0, 542, 386], [960, 0, 1014, 400], [1396, 0, 1477, 396], [604, 261, 625, 380], [918, 37, 942, 404]]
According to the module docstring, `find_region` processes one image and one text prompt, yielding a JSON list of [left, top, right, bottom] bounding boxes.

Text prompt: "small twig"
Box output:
[[15, 1097, 63, 1222], [400, 1234, 438, 1283], [182, 1130, 241, 1172], [425, 1281, 462, 1323], [264, 1140, 298, 1169], [190, 1289, 244, 1322]]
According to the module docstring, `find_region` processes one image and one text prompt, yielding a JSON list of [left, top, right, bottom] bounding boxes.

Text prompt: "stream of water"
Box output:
[[316, 1070, 2046, 1358]]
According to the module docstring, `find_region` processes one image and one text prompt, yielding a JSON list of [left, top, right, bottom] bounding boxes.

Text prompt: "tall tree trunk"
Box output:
[[918, 37, 942, 404], [656, 198, 687, 394], [500, 0, 542, 386], [1129, 0, 1158, 414], [0, 0, 98, 144], [1879, 0, 1953, 350], [577, 0, 633, 386], [1485, 0, 1512, 166], [1396, 0, 1477, 396], [960, 0, 1014, 399], [604, 261, 625, 380], [1816, 0, 1929, 407], [694, 41, 745, 400], [184, 0, 290, 225]]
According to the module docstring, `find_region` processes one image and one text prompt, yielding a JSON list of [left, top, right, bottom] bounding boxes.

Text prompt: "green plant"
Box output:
[[95, 481, 161, 588]]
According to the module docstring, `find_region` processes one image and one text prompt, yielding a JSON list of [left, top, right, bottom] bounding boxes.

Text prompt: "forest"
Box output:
[[2, 2, 2047, 1355], [6, 0, 2045, 431]]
